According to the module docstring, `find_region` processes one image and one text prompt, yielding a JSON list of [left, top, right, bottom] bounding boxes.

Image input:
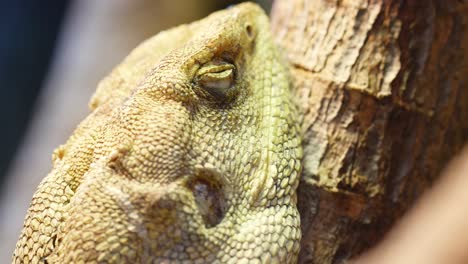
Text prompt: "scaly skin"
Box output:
[[13, 3, 302, 263]]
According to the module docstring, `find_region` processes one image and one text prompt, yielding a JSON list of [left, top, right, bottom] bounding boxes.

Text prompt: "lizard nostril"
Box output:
[[187, 169, 227, 228], [245, 24, 254, 39]]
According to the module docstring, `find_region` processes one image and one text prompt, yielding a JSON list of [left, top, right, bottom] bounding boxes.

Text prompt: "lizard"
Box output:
[[13, 2, 303, 263]]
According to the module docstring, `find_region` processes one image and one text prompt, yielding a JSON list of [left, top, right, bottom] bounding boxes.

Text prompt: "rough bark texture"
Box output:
[[270, 0, 468, 263]]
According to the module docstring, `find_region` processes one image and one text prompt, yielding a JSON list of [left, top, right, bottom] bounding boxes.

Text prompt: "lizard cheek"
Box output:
[[187, 175, 227, 228]]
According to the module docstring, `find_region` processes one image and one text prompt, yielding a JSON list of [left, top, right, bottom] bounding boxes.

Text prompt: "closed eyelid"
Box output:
[[197, 63, 235, 75]]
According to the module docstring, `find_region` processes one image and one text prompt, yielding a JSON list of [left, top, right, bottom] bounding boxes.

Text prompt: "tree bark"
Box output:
[[270, 0, 468, 263]]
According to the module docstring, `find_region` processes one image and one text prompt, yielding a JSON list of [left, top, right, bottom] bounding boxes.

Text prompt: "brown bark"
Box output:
[[270, 0, 468, 263]]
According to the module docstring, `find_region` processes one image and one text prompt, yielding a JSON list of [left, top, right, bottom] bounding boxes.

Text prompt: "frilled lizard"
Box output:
[[13, 2, 302, 263]]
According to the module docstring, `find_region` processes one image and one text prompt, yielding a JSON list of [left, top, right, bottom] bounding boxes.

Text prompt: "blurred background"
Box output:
[[0, 0, 271, 261]]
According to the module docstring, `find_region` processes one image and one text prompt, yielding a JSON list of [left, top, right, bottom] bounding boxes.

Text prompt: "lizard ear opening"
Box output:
[[187, 169, 228, 228]]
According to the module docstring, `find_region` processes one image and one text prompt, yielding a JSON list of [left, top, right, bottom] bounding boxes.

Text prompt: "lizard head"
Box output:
[[18, 3, 302, 263]]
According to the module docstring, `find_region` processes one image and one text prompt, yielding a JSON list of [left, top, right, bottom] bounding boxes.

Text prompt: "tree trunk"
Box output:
[[270, 0, 468, 263]]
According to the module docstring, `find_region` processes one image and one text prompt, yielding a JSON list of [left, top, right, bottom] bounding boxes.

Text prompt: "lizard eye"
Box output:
[[195, 61, 235, 99]]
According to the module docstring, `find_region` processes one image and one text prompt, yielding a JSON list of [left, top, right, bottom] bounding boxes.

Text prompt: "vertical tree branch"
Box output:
[[270, 0, 468, 262]]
